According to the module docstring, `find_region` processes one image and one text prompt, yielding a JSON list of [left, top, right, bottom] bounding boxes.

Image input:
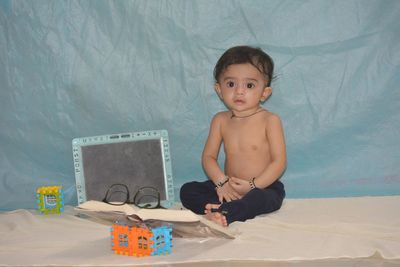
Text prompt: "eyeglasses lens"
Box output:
[[134, 187, 160, 209], [105, 184, 129, 204]]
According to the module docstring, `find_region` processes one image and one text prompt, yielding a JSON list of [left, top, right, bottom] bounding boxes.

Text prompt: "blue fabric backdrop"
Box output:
[[1, 0, 399, 210]]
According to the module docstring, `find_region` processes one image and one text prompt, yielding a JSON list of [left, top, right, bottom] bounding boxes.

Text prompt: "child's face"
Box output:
[[215, 63, 272, 115]]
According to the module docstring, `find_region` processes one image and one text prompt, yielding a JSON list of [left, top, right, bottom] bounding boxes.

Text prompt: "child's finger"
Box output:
[[229, 181, 238, 187], [231, 190, 241, 199], [229, 177, 240, 185]]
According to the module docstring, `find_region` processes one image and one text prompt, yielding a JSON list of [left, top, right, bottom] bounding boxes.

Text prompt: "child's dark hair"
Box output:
[[214, 46, 274, 86]]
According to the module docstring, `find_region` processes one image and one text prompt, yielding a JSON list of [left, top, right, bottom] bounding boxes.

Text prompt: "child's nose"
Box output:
[[235, 83, 246, 94]]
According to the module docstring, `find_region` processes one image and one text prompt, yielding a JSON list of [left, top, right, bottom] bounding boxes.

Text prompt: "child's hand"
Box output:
[[216, 182, 241, 202], [229, 177, 252, 195]]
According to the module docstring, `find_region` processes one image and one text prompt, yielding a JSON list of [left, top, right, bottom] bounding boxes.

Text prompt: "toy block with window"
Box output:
[[110, 222, 172, 257], [36, 186, 65, 214]]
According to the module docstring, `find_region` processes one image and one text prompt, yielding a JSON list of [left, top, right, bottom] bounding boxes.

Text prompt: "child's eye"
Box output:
[[246, 83, 255, 89], [226, 81, 236, 88]]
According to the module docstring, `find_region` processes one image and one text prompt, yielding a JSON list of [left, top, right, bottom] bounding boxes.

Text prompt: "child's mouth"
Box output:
[[234, 99, 245, 104]]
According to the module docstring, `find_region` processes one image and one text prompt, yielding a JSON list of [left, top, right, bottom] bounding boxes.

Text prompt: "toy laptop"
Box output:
[[72, 130, 174, 208]]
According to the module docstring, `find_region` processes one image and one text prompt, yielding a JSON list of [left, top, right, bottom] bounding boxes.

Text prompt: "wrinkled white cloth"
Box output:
[[0, 196, 399, 266]]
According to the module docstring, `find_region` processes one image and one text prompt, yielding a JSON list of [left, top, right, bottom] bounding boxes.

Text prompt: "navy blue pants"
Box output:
[[180, 179, 285, 224]]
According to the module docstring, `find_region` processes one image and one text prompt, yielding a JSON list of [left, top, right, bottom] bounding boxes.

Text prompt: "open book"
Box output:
[[75, 200, 235, 239]]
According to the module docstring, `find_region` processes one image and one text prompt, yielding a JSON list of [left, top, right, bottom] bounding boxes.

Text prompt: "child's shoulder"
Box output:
[[261, 109, 281, 120], [212, 111, 231, 121], [209, 111, 233, 128], [261, 110, 284, 129]]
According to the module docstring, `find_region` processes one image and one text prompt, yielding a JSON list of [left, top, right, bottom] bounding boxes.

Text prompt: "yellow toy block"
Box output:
[[36, 186, 64, 214]]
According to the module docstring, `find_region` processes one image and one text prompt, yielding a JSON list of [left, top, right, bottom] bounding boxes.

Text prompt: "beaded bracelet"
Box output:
[[249, 177, 257, 189], [215, 176, 229, 189]]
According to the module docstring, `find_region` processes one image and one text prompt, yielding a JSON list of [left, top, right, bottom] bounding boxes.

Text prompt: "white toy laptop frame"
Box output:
[[72, 130, 174, 207]]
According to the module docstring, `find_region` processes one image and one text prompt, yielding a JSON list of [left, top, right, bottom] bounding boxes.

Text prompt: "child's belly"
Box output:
[[224, 152, 271, 180]]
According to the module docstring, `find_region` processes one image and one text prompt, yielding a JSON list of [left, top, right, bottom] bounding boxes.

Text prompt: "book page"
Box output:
[[76, 200, 199, 222], [135, 208, 199, 222], [76, 200, 139, 215]]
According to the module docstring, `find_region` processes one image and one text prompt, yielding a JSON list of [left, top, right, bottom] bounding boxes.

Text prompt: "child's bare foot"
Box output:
[[204, 203, 228, 227]]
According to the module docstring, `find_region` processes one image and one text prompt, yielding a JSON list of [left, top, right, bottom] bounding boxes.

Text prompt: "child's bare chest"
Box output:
[[222, 120, 269, 153]]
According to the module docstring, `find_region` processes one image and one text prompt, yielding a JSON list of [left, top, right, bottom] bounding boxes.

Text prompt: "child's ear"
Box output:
[[215, 83, 223, 98], [261, 87, 272, 102]]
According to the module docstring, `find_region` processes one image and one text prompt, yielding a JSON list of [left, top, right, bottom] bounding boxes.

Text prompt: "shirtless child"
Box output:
[[180, 46, 286, 226]]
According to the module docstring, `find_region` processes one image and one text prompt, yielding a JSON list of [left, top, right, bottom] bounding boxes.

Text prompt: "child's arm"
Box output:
[[230, 114, 286, 193], [255, 113, 287, 188], [202, 113, 241, 202]]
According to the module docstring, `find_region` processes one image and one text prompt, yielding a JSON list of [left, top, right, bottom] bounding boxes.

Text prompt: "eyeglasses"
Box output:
[[102, 183, 165, 209]]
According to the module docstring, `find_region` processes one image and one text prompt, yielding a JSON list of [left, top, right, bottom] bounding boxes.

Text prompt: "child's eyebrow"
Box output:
[[245, 78, 259, 83], [222, 76, 236, 81], [222, 77, 259, 82]]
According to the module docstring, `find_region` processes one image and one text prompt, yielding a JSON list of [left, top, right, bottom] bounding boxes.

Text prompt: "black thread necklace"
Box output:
[[231, 108, 265, 119]]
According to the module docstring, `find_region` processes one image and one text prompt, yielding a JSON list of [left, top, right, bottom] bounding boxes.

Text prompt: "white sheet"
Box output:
[[0, 196, 399, 266]]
